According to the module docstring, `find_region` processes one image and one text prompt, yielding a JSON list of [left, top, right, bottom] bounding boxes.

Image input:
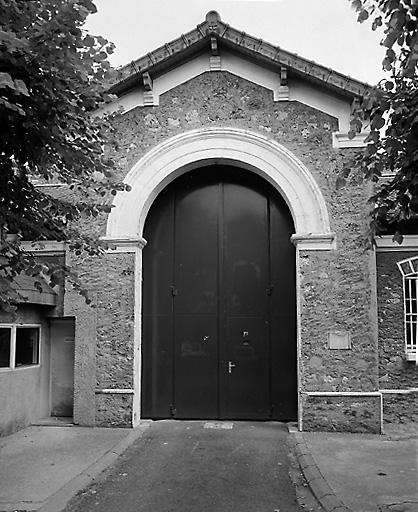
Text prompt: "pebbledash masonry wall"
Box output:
[[64, 246, 136, 428], [376, 251, 418, 424], [298, 177, 381, 432], [67, 71, 382, 431]]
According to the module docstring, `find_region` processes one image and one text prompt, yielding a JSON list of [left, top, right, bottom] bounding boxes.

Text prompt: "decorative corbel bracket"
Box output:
[[277, 66, 289, 101], [142, 72, 155, 106], [210, 36, 221, 71], [211, 36, 219, 56], [143, 72, 153, 91]]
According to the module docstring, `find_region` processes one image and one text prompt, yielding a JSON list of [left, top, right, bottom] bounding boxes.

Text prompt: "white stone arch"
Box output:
[[104, 127, 335, 426], [106, 127, 334, 249]]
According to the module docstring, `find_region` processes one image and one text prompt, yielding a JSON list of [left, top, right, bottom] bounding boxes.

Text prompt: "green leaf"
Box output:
[[0, 0, 120, 310], [14, 79, 29, 96], [372, 16, 383, 30], [392, 231, 404, 244], [358, 9, 369, 22], [371, 115, 385, 130], [0, 72, 15, 89]]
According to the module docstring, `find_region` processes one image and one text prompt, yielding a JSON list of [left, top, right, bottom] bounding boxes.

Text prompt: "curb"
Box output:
[[288, 426, 351, 512], [37, 422, 151, 512]]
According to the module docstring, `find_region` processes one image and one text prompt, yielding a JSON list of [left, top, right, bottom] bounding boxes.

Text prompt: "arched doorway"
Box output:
[[141, 165, 296, 421]]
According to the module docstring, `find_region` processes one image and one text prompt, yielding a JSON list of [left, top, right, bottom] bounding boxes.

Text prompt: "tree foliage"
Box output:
[[0, 0, 126, 311], [342, 0, 418, 243]]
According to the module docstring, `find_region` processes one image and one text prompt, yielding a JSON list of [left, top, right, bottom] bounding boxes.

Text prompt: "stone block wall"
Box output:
[[297, 180, 380, 432], [376, 251, 418, 423], [382, 392, 418, 424], [95, 393, 133, 428], [66, 250, 136, 427], [106, 71, 342, 187], [105, 71, 379, 431], [64, 71, 384, 430], [299, 245, 378, 394], [376, 251, 418, 389], [301, 394, 382, 433]]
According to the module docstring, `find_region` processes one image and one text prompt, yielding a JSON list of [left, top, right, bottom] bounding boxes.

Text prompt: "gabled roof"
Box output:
[[110, 10, 370, 100]]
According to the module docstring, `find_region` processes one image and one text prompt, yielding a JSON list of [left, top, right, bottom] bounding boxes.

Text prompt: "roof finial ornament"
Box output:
[[206, 10, 221, 33]]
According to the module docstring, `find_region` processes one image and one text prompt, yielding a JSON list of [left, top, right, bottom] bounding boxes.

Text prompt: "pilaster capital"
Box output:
[[101, 237, 147, 253], [291, 233, 336, 250]]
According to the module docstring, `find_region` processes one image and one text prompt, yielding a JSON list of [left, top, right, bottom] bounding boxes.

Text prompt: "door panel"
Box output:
[[173, 177, 219, 418], [224, 316, 270, 419], [222, 180, 270, 418], [141, 188, 174, 418], [142, 166, 296, 421], [142, 315, 173, 418], [175, 177, 218, 316], [174, 315, 218, 418], [50, 319, 75, 417], [269, 190, 297, 421], [223, 181, 268, 316]]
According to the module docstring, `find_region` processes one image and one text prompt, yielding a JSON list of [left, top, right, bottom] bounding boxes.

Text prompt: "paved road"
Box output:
[[64, 420, 309, 512]]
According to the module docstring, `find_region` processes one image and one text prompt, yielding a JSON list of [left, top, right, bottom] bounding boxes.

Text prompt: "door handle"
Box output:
[[228, 361, 235, 374]]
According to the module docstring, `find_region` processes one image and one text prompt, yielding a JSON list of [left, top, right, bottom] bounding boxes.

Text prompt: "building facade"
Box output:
[[1, 12, 417, 436]]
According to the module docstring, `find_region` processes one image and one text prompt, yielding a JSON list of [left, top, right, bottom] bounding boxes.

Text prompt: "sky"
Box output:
[[84, 0, 387, 85]]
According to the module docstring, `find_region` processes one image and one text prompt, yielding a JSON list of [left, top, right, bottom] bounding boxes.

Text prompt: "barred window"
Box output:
[[397, 257, 418, 362]]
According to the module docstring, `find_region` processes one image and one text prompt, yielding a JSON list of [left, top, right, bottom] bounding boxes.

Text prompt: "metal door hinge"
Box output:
[[171, 286, 178, 296], [169, 404, 176, 417], [267, 285, 274, 296]]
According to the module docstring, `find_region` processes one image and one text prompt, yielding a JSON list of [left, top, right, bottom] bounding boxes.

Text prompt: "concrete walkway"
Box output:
[[0, 420, 416, 512], [292, 423, 418, 512], [0, 422, 150, 512]]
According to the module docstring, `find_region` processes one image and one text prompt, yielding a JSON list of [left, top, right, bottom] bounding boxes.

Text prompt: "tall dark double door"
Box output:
[[141, 165, 297, 421]]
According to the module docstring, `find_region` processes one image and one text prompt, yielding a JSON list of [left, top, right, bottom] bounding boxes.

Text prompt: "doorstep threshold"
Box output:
[[32, 416, 74, 427]]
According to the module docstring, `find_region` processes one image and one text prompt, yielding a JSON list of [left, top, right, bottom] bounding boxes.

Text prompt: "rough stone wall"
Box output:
[[65, 250, 136, 427], [298, 183, 380, 431], [95, 394, 133, 428], [299, 245, 378, 394], [376, 251, 418, 422], [376, 251, 418, 389], [301, 394, 381, 433], [383, 392, 418, 424], [95, 254, 135, 391], [101, 70, 381, 431], [60, 70, 386, 430], [106, 71, 342, 188]]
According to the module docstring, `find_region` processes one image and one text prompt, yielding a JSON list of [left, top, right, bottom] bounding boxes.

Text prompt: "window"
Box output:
[[0, 325, 40, 369], [397, 257, 418, 362], [0, 329, 11, 368]]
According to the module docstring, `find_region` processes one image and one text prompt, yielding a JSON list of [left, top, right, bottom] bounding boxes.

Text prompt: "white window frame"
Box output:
[[0, 324, 41, 371], [397, 257, 418, 364]]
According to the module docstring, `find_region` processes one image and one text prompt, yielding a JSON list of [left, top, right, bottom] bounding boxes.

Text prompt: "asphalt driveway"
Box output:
[[64, 420, 306, 512]]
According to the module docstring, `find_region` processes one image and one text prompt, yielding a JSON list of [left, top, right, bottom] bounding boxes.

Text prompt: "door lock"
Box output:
[[228, 361, 236, 374]]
